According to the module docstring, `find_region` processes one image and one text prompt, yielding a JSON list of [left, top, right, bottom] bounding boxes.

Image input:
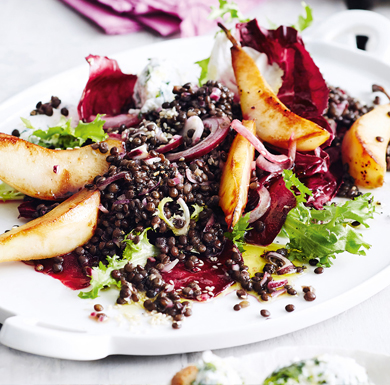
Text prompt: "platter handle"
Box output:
[[0, 316, 111, 360], [304, 10, 390, 63]]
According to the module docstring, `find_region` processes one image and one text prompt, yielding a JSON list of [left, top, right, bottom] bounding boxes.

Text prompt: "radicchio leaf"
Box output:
[[237, 20, 333, 142], [78, 55, 137, 121]]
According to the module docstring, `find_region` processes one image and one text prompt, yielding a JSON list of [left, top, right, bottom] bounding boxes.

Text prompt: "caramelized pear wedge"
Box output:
[[219, 120, 256, 228], [0, 188, 100, 263], [342, 104, 390, 188], [219, 23, 330, 152], [0, 134, 123, 200]]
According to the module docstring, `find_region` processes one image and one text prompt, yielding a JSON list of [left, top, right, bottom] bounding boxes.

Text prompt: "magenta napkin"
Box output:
[[60, 0, 261, 37]]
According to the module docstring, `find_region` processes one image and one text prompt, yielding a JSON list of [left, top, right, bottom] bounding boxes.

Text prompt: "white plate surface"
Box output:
[[1, 14, 390, 360]]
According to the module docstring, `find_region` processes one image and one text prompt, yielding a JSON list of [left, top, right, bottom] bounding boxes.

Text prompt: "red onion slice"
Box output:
[[231, 119, 289, 164], [161, 259, 179, 273], [185, 168, 198, 184], [256, 154, 287, 174], [210, 87, 222, 101], [181, 116, 204, 145], [97, 171, 129, 190], [98, 204, 109, 213], [156, 135, 183, 154], [270, 288, 287, 298], [259, 271, 270, 287], [256, 135, 296, 173], [267, 278, 288, 290], [204, 214, 215, 232], [248, 185, 271, 223], [265, 251, 297, 275], [172, 173, 184, 185], [144, 157, 161, 165], [166, 116, 231, 162], [127, 143, 148, 159]]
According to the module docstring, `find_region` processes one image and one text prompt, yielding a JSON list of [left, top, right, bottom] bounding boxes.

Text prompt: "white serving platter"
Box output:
[[0, 10, 390, 360]]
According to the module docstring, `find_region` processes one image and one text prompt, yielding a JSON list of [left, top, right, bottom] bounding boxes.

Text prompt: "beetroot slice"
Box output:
[[26, 252, 97, 290], [245, 176, 296, 246], [161, 240, 238, 301], [78, 55, 137, 121]]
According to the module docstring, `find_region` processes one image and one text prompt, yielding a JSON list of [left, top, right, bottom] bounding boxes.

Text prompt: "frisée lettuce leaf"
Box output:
[[122, 228, 159, 267], [23, 114, 108, 149], [0, 181, 24, 202], [79, 228, 157, 299], [282, 170, 375, 267], [291, 2, 313, 32], [78, 255, 125, 299], [224, 212, 252, 253]]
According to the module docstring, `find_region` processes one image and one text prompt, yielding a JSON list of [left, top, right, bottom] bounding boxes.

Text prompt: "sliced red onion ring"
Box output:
[[259, 271, 270, 287], [255, 135, 296, 173], [156, 135, 183, 154], [288, 134, 297, 164], [166, 116, 231, 162], [210, 87, 222, 101], [144, 157, 161, 165], [248, 186, 271, 223], [256, 154, 289, 173], [181, 116, 204, 145], [172, 168, 184, 185], [97, 171, 129, 190], [267, 278, 288, 290], [89, 113, 140, 129], [270, 288, 287, 298], [98, 204, 109, 213], [204, 214, 215, 232], [161, 259, 179, 273], [186, 168, 198, 184], [127, 143, 148, 159], [231, 120, 289, 164], [265, 251, 297, 275]]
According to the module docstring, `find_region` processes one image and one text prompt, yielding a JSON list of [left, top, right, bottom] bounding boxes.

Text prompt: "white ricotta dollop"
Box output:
[[192, 351, 244, 385], [207, 32, 283, 99], [133, 58, 200, 114]]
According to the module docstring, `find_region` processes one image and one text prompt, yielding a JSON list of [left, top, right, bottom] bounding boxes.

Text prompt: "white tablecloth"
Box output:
[[0, 0, 389, 383]]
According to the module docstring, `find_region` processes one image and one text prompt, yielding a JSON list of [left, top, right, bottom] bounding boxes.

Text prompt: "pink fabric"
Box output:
[[60, 0, 260, 37]]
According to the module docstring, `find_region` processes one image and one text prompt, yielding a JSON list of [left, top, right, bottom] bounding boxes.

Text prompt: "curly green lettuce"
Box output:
[[79, 229, 158, 299], [0, 181, 24, 202], [23, 114, 108, 149], [224, 212, 252, 253], [282, 170, 375, 267]]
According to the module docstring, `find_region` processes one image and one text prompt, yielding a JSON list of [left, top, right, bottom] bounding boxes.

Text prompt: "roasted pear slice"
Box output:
[[0, 134, 123, 200], [219, 23, 330, 152], [219, 120, 255, 228], [0, 188, 100, 263], [342, 104, 390, 188]]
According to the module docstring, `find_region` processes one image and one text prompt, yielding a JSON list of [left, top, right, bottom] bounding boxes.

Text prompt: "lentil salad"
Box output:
[[0, 14, 383, 331]]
